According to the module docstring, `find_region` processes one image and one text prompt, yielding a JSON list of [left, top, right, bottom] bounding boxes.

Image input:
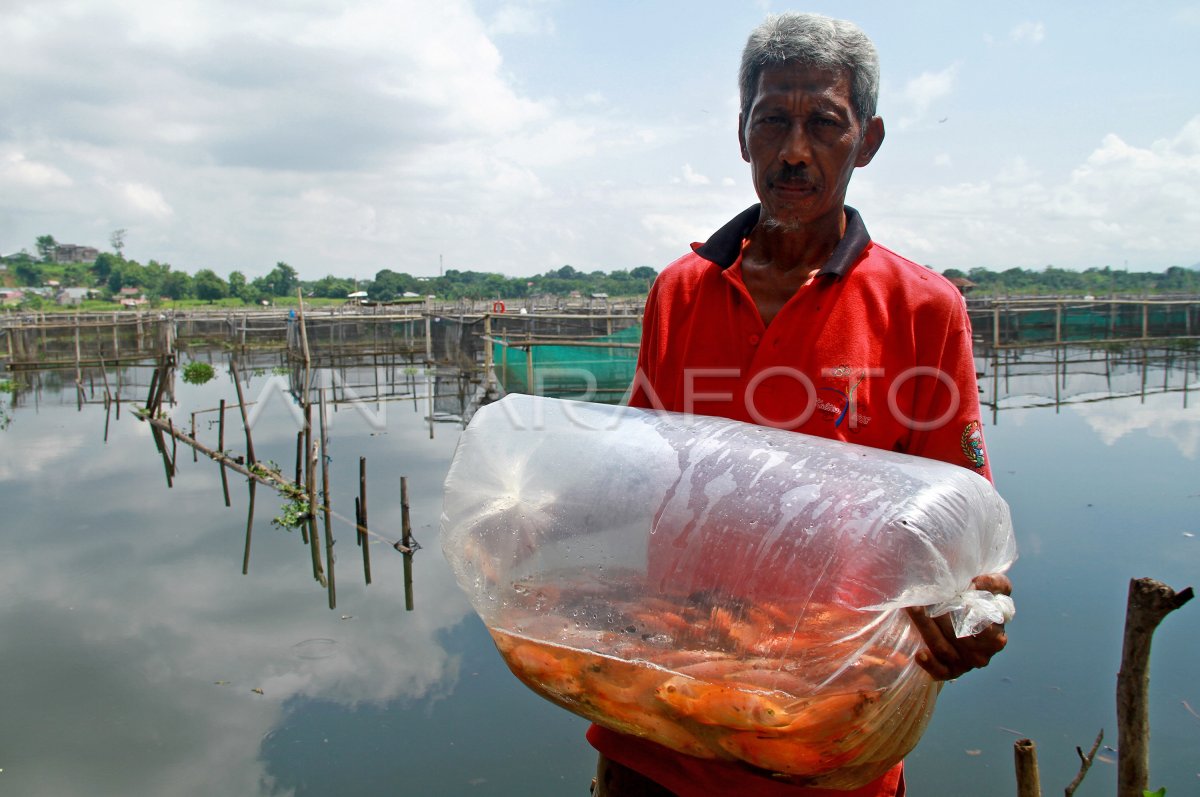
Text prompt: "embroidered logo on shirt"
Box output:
[[818, 366, 872, 428], [961, 421, 986, 469]]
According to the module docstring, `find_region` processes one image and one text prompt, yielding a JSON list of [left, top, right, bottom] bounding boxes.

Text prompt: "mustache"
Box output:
[[771, 164, 813, 184]]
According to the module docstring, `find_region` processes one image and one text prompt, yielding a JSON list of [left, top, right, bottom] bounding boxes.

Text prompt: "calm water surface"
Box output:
[[0, 348, 1197, 796]]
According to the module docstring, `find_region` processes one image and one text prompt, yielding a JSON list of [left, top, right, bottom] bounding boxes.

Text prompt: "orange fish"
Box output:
[[655, 675, 791, 730], [718, 730, 860, 776]]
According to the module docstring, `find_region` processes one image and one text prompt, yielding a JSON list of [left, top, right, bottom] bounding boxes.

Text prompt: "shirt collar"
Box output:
[[692, 204, 871, 278]]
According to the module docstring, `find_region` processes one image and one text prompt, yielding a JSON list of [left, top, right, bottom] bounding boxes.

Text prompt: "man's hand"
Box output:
[[905, 574, 1012, 681]]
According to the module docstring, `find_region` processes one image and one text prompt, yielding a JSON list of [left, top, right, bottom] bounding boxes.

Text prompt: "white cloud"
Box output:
[[678, 164, 711, 185], [119, 181, 174, 219], [1073, 392, 1200, 459], [865, 115, 1200, 270], [896, 64, 958, 129], [0, 149, 73, 190], [1010, 21, 1046, 44], [2, 2, 1196, 280]]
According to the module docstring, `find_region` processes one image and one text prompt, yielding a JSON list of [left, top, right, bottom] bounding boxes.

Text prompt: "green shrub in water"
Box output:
[[182, 361, 217, 385]]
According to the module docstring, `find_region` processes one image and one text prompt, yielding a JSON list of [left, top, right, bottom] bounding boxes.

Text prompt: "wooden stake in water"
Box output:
[[146, 367, 160, 413], [229, 356, 256, 466], [401, 476, 414, 611], [319, 386, 336, 609], [305, 402, 325, 585], [219, 399, 230, 507], [1117, 577, 1193, 796], [242, 479, 256, 575], [358, 456, 372, 585], [153, 425, 172, 486], [295, 430, 304, 488], [1013, 738, 1041, 797]]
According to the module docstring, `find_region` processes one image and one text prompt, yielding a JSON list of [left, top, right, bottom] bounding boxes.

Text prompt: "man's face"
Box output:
[[739, 62, 884, 231]]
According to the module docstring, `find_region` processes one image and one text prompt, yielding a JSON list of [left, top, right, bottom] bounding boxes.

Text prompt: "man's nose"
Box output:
[[780, 125, 812, 166]]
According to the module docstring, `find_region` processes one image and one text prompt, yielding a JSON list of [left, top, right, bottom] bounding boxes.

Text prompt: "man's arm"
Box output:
[[906, 295, 1010, 680], [907, 573, 1011, 680]]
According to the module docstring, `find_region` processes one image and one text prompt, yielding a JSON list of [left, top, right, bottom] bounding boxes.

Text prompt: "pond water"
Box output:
[[0, 344, 1197, 797]]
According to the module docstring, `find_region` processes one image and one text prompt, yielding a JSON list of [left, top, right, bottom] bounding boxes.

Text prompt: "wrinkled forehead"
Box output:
[[748, 62, 856, 111]]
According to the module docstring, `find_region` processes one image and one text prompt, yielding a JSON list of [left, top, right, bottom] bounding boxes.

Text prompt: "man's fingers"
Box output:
[[905, 606, 963, 679], [906, 607, 1009, 680], [971, 573, 1013, 596]]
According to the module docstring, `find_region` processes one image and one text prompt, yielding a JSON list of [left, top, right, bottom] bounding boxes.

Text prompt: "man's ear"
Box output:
[[856, 116, 885, 167], [738, 114, 750, 163]]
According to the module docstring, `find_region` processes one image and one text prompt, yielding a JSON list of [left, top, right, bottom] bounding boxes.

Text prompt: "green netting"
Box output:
[[493, 323, 641, 402], [973, 304, 1198, 344]]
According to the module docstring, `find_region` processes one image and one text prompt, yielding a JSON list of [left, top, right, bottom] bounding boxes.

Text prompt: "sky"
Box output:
[[2, 1, 1199, 281]]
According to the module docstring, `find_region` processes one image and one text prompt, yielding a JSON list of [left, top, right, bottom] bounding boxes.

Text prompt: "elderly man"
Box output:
[[588, 12, 1011, 797]]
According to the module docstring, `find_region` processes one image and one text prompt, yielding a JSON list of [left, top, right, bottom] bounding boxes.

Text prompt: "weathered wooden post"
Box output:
[[1116, 578, 1193, 797], [401, 475, 414, 611], [359, 456, 371, 584], [319, 386, 336, 609], [483, 312, 494, 393], [242, 480, 256, 575], [218, 398, 231, 506], [424, 309, 432, 363], [228, 357, 256, 465], [1013, 738, 1041, 797], [305, 402, 324, 584], [525, 344, 534, 394]]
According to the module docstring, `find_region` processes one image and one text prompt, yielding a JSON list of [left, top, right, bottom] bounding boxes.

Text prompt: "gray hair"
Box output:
[[739, 12, 880, 125]]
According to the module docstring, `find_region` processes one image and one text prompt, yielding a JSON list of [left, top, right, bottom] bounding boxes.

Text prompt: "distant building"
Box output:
[[116, 286, 147, 307], [0, 288, 24, 306], [52, 244, 100, 264], [947, 276, 978, 295], [57, 287, 96, 306]]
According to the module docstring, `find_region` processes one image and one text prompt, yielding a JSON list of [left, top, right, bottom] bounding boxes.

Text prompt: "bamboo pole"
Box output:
[[242, 480, 256, 575], [219, 399, 230, 506], [228, 356, 256, 465], [146, 367, 160, 414], [305, 402, 325, 586], [1013, 738, 1041, 797], [295, 430, 304, 488], [1116, 578, 1193, 796], [297, 289, 312, 396], [400, 475, 414, 611], [319, 386, 336, 609], [151, 425, 173, 487], [359, 456, 371, 585], [483, 313, 493, 393]]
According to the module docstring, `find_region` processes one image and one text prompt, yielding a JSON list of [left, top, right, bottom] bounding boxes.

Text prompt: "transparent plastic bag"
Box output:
[[441, 395, 1016, 788]]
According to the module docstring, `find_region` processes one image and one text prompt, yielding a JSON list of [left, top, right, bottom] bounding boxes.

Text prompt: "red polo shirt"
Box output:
[[590, 205, 989, 796], [628, 204, 990, 481]]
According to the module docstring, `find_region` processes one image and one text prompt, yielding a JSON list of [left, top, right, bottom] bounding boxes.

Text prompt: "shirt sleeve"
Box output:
[[904, 298, 993, 483]]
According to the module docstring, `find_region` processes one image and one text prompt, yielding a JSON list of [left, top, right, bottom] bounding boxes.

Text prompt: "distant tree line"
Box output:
[[2, 235, 661, 306], [5, 234, 1197, 307], [944, 265, 1200, 296]]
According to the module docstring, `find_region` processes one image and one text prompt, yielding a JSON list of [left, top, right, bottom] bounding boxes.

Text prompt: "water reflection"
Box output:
[[1, 343, 1198, 796], [976, 341, 1200, 423], [0, 356, 494, 797]]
